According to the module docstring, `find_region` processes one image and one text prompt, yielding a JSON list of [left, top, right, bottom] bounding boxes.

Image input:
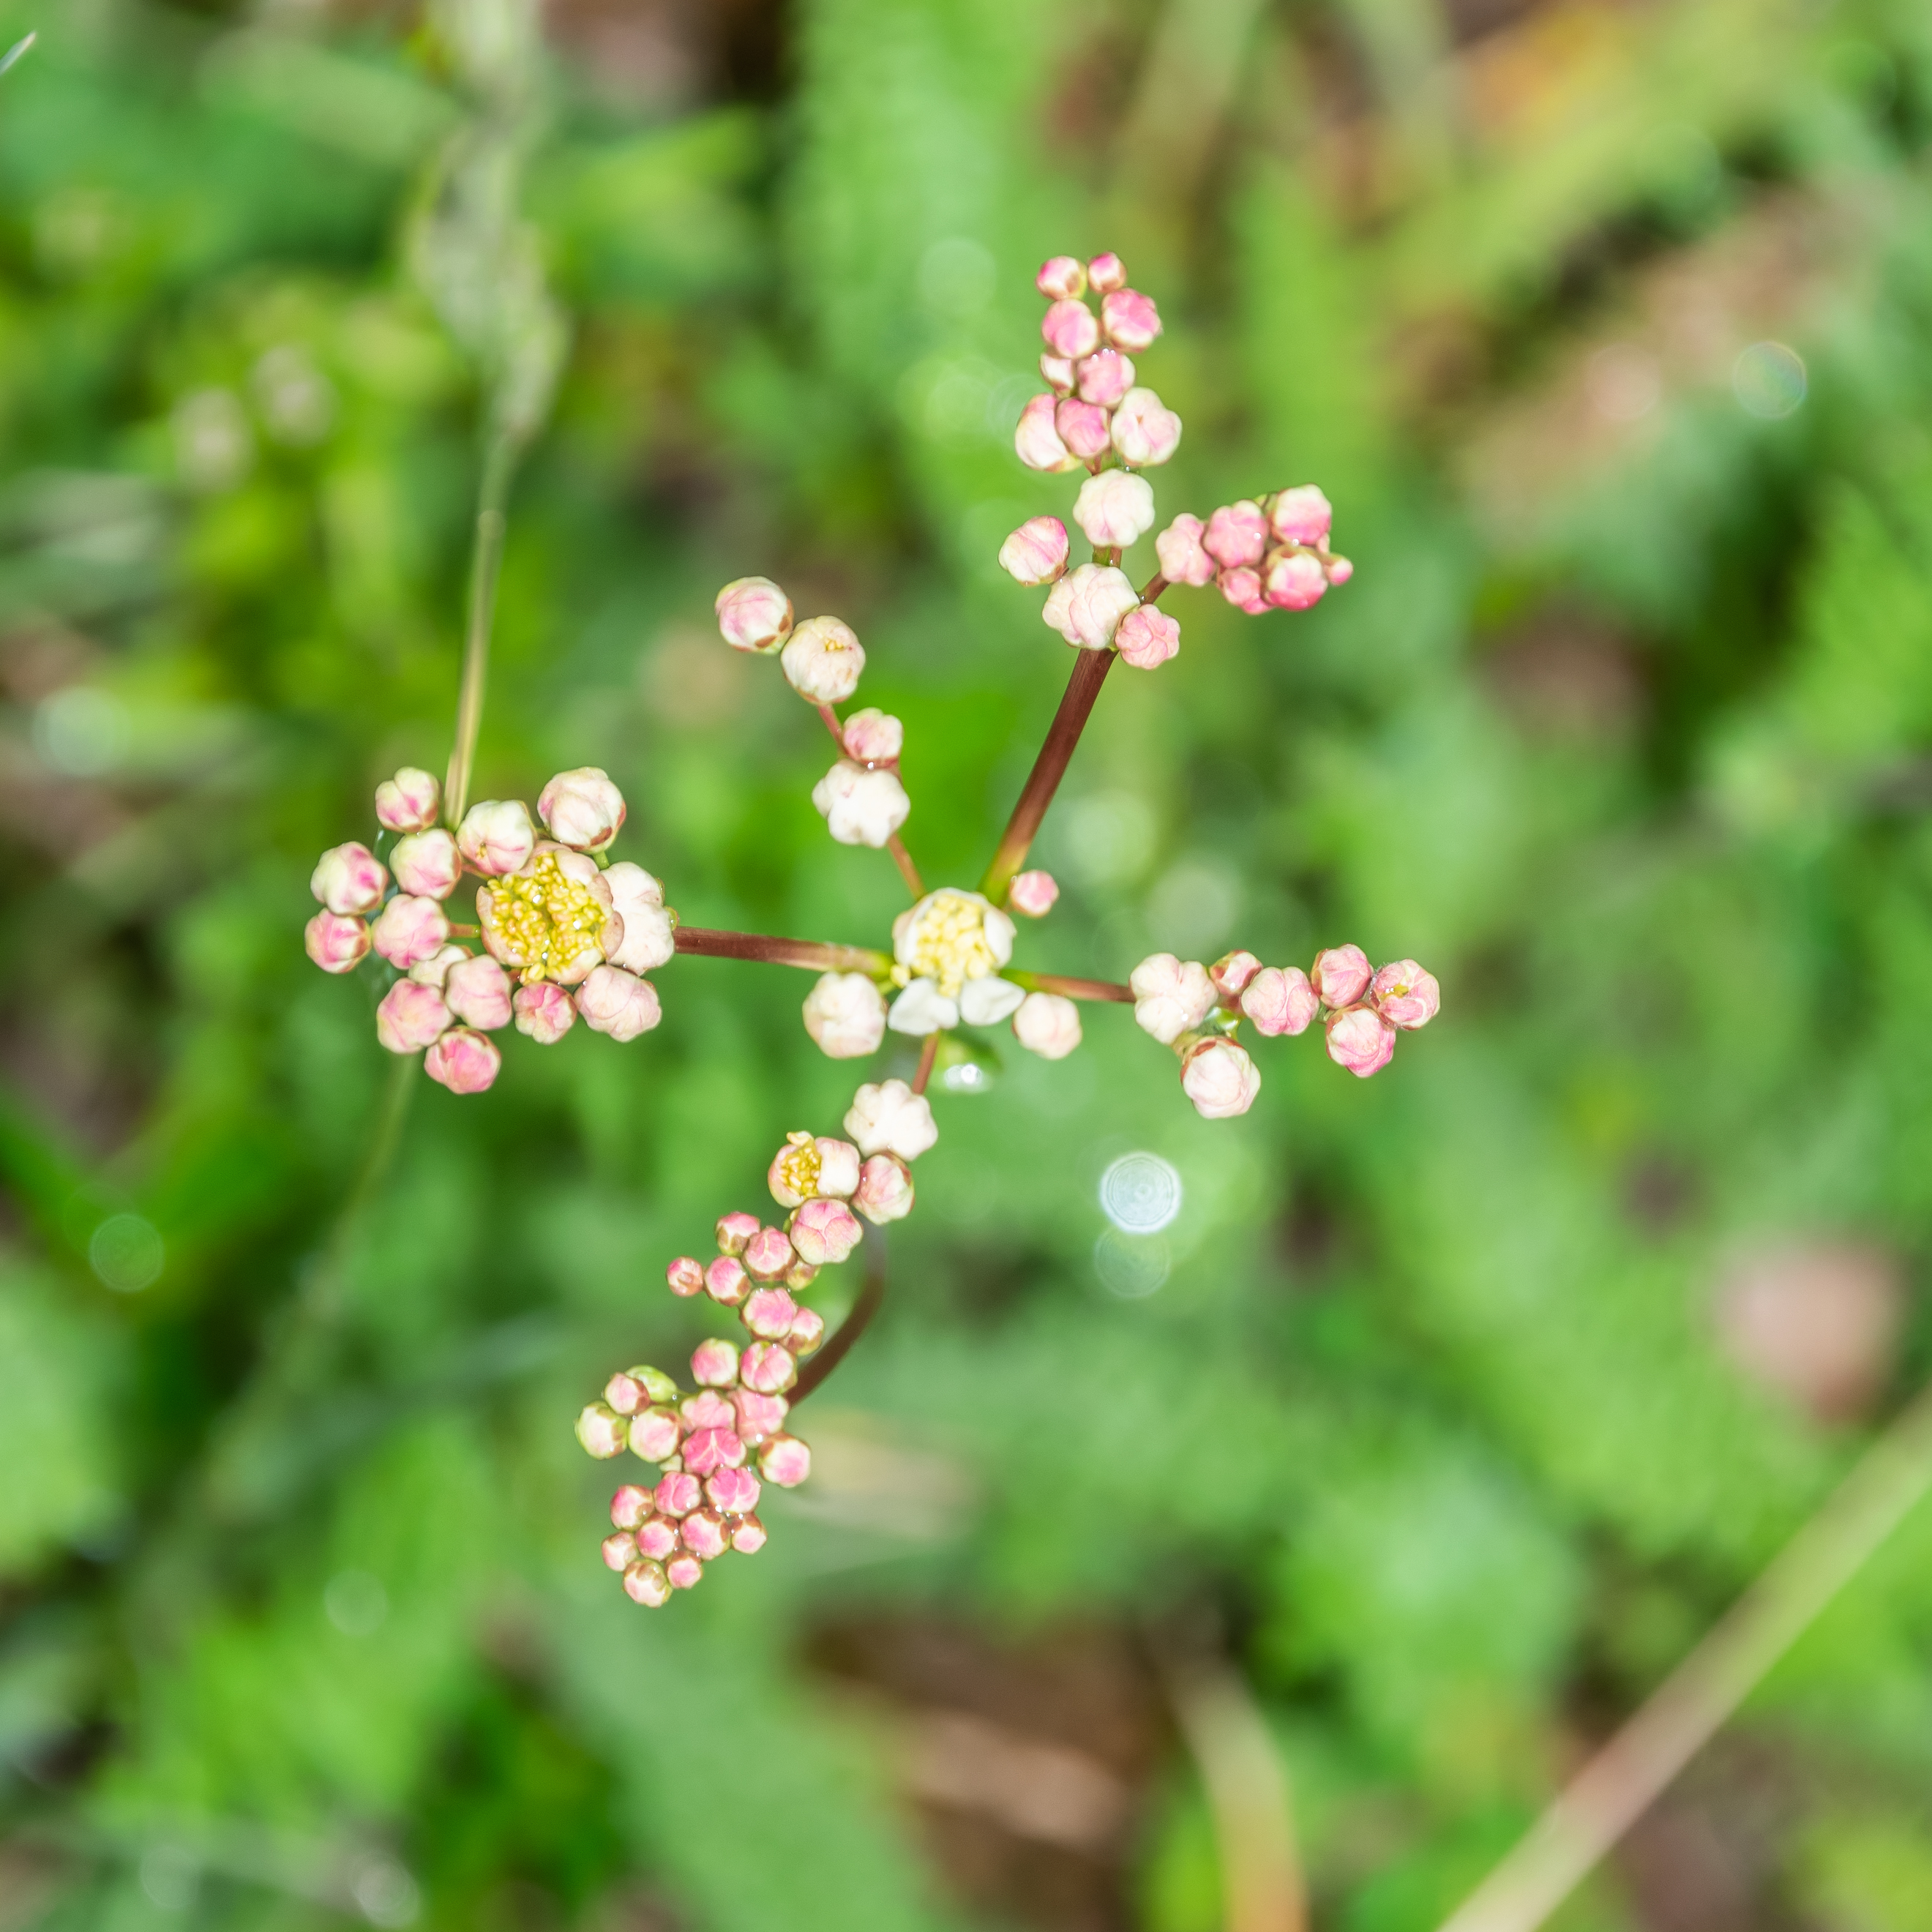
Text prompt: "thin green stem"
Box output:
[[444, 431, 520, 825]]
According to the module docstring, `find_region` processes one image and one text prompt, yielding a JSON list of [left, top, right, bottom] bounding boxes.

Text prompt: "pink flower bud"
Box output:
[[375, 979, 450, 1054], [1325, 555, 1354, 585], [802, 972, 886, 1060], [604, 1371, 646, 1415], [390, 828, 462, 900], [681, 1390, 735, 1431], [623, 1558, 672, 1606], [1204, 501, 1269, 569], [1072, 471, 1156, 549], [1076, 348, 1135, 406], [1129, 953, 1218, 1044], [456, 799, 536, 877], [601, 1530, 635, 1571], [1101, 287, 1161, 351], [636, 1516, 678, 1561], [424, 1027, 501, 1094], [654, 1471, 702, 1517], [1014, 392, 1077, 472], [1041, 564, 1140, 650], [513, 981, 575, 1044], [1264, 550, 1327, 611], [1012, 991, 1082, 1060], [789, 1307, 825, 1355], [741, 1341, 797, 1394], [1008, 870, 1058, 917], [812, 760, 910, 849], [604, 863, 674, 976], [1040, 353, 1074, 394], [628, 1407, 681, 1461], [842, 707, 904, 763], [690, 1338, 739, 1388], [1241, 965, 1318, 1036], [731, 1514, 768, 1554], [407, 943, 468, 989], [631, 1364, 681, 1404], [576, 1403, 628, 1459], [715, 574, 793, 654], [681, 1509, 730, 1561], [1181, 1036, 1262, 1118], [1115, 605, 1179, 670], [1211, 950, 1262, 997], [1087, 252, 1126, 293], [716, 1210, 759, 1255], [844, 1079, 938, 1161], [1270, 484, 1333, 545], [705, 1256, 749, 1306], [1041, 297, 1101, 360], [787, 1259, 820, 1292], [574, 965, 662, 1042], [1311, 944, 1372, 1008], [708, 1467, 760, 1516], [1111, 387, 1182, 467], [1154, 514, 1215, 587], [375, 766, 441, 833], [304, 910, 370, 974], [443, 954, 512, 1032], [733, 1389, 789, 1446], [744, 1287, 798, 1338], [789, 1197, 862, 1266], [667, 1256, 704, 1297], [1325, 1005, 1396, 1078], [1054, 397, 1112, 461], [682, 1427, 745, 1476], [847, 1154, 911, 1230], [1219, 566, 1267, 613], [1037, 255, 1087, 299], [1371, 960, 1439, 1030], [538, 766, 626, 853], [611, 1483, 652, 1529], [998, 515, 1069, 586], [780, 615, 865, 705], [311, 841, 387, 916], [664, 1552, 705, 1590], [759, 1433, 812, 1487]]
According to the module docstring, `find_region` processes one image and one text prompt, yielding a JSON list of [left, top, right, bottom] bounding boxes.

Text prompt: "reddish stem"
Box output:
[[1007, 970, 1134, 1003], [673, 926, 891, 975], [818, 703, 924, 899], [791, 1226, 888, 1404], [911, 1033, 939, 1096], [979, 648, 1115, 905]]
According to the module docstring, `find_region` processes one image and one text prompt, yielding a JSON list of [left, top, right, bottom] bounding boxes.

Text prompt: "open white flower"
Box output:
[[812, 760, 910, 848]]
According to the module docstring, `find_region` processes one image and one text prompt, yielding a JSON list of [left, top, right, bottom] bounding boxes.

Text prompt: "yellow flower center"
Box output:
[[894, 888, 1002, 998], [774, 1131, 820, 1199], [485, 850, 609, 983]]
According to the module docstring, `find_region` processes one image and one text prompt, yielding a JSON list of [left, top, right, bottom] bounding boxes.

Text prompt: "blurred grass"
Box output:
[[3, 1, 1932, 1929]]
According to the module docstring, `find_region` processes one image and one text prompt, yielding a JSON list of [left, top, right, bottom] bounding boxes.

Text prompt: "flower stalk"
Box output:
[[444, 430, 519, 825], [672, 926, 892, 976]]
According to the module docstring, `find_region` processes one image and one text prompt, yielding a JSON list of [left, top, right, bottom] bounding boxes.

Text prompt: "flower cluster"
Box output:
[[996, 252, 1351, 676], [576, 1077, 938, 1603], [1131, 943, 1439, 1120], [303, 764, 673, 1093]]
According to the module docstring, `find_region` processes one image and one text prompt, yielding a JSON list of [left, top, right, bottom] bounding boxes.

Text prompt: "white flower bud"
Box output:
[[456, 799, 536, 877], [1072, 471, 1156, 550], [844, 1077, 939, 1161], [780, 616, 865, 705], [1041, 564, 1140, 651], [537, 766, 626, 853], [842, 708, 903, 764], [803, 973, 887, 1058], [812, 760, 911, 848], [575, 965, 662, 1041], [604, 861, 675, 973], [1129, 952, 1218, 1044], [1012, 991, 1082, 1060]]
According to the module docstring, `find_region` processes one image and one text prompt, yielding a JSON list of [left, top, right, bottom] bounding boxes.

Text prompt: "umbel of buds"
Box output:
[[304, 764, 675, 1093], [1129, 943, 1439, 1118], [575, 1074, 940, 1603]]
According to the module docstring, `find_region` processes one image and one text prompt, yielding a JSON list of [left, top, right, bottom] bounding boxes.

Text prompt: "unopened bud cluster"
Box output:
[[997, 253, 1351, 675], [1131, 944, 1439, 1118], [304, 765, 675, 1093], [576, 1075, 939, 1602]]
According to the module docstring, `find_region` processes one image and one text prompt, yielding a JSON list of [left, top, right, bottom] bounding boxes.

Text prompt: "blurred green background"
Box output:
[[5, 0, 1932, 1928]]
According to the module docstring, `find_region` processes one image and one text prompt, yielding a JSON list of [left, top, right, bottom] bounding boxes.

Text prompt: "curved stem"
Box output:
[[979, 648, 1115, 905], [817, 703, 924, 899], [444, 431, 519, 825], [672, 925, 891, 976], [911, 1033, 939, 1096], [791, 1226, 888, 1403], [1006, 970, 1134, 1003]]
